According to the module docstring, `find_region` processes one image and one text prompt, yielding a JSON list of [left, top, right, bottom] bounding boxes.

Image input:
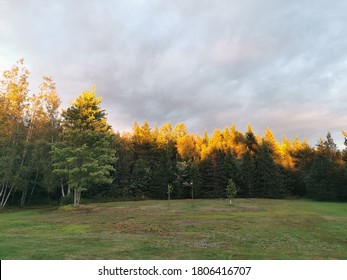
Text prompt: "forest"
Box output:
[[1, 60, 347, 209]]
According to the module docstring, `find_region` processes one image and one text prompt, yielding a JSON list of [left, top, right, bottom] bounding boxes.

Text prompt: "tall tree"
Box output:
[[229, 124, 246, 158], [240, 150, 256, 198], [263, 128, 281, 164], [200, 148, 226, 198], [176, 134, 199, 162], [51, 88, 116, 207], [174, 161, 190, 198], [19, 76, 61, 206], [244, 123, 258, 155], [0, 59, 29, 208], [149, 151, 175, 199], [306, 133, 345, 201], [254, 141, 285, 198], [223, 149, 242, 190]]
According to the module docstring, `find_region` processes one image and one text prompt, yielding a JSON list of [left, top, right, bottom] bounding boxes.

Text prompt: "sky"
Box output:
[[1, 0, 347, 147]]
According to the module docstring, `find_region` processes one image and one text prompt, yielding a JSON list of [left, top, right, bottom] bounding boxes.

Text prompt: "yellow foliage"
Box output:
[[63, 87, 111, 134], [176, 134, 200, 161]]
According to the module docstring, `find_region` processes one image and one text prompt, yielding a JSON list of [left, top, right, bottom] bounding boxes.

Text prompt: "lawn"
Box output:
[[0, 199, 346, 259]]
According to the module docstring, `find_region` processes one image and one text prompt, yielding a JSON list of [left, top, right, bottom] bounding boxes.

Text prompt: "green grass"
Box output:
[[0, 199, 347, 259]]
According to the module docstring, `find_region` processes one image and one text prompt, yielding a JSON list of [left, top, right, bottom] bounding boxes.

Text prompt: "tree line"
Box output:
[[112, 122, 347, 202], [1, 60, 347, 208]]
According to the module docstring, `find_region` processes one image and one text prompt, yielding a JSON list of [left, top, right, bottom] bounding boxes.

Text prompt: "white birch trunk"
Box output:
[[73, 189, 81, 207], [74, 189, 77, 207], [20, 187, 27, 207], [61, 182, 65, 197], [28, 171, 39, 205], [1, 186, 13, 208], [0, 183, 8, 208], [0, 183, 5, 197]]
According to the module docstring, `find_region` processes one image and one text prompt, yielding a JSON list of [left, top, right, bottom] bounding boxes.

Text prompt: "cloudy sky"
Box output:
[[1, 0, 347, 147]]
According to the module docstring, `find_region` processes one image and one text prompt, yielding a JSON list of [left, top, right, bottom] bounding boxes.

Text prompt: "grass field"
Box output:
[[0, 199, 347, 259]]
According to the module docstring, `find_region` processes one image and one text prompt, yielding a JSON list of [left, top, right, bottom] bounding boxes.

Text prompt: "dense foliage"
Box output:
[[1, 60, 347, 208], [111, 122, 347, 202]]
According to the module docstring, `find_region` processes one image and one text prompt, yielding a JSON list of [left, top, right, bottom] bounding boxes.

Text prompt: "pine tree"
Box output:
[[51, 88, 116, 207], [149, 153, 175, 199], [280, 136, 294, 169], [176, 134, 199, 162], [263, 128, 281, 164], [223, 149, 242, 192], [244, 124, 258, 155], [112, 132, 133, 198], [240, 150, 256, 198], [175, 161, 190, 198], [132, 121, 158, 165], [254, 141, 285, 198], [200, 149, 226, 198], [306, 133, 345, 201], [230, 124, 246, 158]]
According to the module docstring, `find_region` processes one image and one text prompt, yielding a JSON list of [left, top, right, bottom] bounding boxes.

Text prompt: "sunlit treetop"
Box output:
[[62, 87, 112, 134], [0, 59, 29, 124]]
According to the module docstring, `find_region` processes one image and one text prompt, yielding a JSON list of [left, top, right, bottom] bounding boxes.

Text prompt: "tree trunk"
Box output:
[[28, 171, 39, 205], [0, 182, 5, 197], [1, 186, 13, 209], [0, 184, 7, 207], [17, 110, 37, 208], [20, 187, 27, 207], [61, 182, 65, 197], [74, 189, 81, 207], [74, 189, 77, 207], [77, 191, 81, 206]]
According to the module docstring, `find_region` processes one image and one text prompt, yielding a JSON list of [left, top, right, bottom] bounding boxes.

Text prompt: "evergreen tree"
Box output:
[[149, 153, 175, 199], [306, 133, 346, 201], [174, 161, 190, 198], [129, 158, 151, 198], [280, 136, 294, 169], [263, 128, 281, 164], [254, 141, 285, 198], [112, 132, 133, 198], [240, 150, 256, 198], [229, 124, 246, 158], [223, 149, 242, 189], [176, 134, 199, 162], [189, 161, 202, 199], [244, 124, 258, 155], [51, 88, 116, 206], [200, 149, 226, 198]]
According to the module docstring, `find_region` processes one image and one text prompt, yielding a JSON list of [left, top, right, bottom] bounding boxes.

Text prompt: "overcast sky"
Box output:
[[1, 0, 347, 147]]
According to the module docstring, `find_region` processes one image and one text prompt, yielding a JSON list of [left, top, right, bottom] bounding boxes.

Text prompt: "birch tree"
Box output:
[[0, 59, 29, 208]]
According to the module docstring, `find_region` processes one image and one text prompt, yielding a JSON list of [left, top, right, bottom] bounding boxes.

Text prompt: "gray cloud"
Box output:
[[1, 0, 347, 147]]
